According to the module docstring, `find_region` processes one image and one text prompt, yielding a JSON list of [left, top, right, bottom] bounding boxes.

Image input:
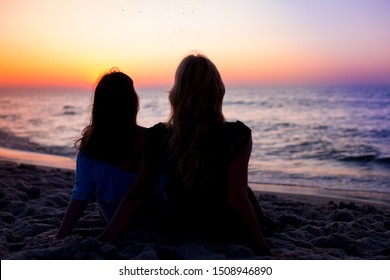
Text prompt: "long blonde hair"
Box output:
[[167, 54, 226, 190]]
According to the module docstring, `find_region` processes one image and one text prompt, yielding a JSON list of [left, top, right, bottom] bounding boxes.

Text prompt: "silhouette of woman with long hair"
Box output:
[[57, 69, 147, 238]]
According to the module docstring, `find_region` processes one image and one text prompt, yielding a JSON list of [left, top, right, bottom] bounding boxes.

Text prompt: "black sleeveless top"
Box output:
[[144, 121, 251, 239]]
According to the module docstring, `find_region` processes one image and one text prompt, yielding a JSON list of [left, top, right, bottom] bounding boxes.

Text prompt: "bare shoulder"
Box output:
[[234, 134, 252, 165], [226, 135, 252, 197]]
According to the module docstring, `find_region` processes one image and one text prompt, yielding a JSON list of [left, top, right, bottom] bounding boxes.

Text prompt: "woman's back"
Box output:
[[57, 70, 145, 238], [144, 120, 252, 239]]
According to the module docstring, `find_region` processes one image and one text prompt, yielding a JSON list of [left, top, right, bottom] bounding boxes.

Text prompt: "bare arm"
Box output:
[[56, 200, 88, 238], [99, 160, 157, 243], [226, 136, 270, 255]]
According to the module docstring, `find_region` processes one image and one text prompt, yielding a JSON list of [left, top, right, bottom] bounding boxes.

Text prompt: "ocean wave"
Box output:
[[264, 140, 333, 159], [62, 111, 77, 115], [0, 128, 77, 158], [0, 114, 19, 122], [341, 155, 390, 166], [224, 100, 270, 107], [261, 137, 390, 169], [62, 105, 78, 115], [376, 157, 390, 165], [368, 129, 390, 139], [340, 155, 377, 163]]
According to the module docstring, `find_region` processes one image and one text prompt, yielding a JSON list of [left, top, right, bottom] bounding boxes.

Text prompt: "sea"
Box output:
[[1, 86, 390, 203]]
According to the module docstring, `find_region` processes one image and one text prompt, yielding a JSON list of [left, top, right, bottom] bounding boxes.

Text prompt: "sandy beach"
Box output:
[[1, 159, 389, 260]]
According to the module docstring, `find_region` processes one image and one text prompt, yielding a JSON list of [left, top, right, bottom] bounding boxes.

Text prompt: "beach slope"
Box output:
[[1, 161, 389, 260]]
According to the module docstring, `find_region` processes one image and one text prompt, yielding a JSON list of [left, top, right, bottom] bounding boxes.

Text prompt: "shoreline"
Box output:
[[1, 160, 389, 259], [1, 146, 390, 206], [1, 126, 390, 206], [252, 183, 390, 208], [0, 147, 76, 171]]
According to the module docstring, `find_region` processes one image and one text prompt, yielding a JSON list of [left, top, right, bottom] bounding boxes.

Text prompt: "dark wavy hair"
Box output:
[[76, 69, 139, 164], [167, 54, 226, 190]]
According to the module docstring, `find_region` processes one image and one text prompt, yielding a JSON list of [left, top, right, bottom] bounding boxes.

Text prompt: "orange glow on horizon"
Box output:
[[2, 37, 390, 90], [2, 1, 390, 89], [0, 72, 174, 90], [2, 60, 390, 89], [0, 58, 173, 89]]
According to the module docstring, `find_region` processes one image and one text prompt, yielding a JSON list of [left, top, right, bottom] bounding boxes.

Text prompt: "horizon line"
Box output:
[[1, 82, 390, 92]]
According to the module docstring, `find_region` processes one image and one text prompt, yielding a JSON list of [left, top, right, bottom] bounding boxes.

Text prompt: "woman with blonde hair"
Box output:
[[100, 54, 270, 255]]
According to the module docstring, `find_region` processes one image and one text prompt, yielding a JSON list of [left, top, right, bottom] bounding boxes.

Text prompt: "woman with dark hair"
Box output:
[[100, 54, 270, 255], [56, 69, 147, 238]]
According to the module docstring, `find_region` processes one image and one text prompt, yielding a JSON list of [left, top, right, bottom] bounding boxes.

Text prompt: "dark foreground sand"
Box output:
[[1, 161, 389, 260]]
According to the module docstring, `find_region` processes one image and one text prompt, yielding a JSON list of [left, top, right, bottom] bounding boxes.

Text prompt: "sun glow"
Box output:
[[1, 0, 390, 88]]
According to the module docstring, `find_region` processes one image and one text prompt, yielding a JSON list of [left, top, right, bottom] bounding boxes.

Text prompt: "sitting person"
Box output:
[[56, 69, 155, 238], [99, 54, 270, 255]]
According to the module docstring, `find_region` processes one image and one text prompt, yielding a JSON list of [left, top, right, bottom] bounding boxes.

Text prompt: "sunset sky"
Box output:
[[1, 0, 390, 88]]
